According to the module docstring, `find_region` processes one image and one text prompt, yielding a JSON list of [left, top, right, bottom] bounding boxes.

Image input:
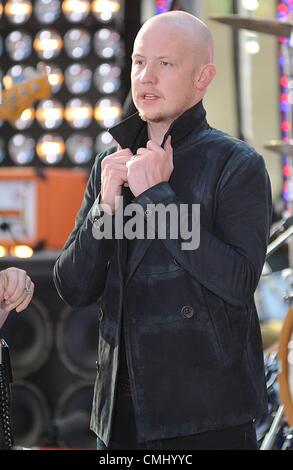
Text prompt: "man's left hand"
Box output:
[[126, 136, 174, 197]]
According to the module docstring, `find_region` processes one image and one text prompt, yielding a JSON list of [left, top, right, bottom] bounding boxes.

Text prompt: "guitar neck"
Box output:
[[0, 75, 51, 122]]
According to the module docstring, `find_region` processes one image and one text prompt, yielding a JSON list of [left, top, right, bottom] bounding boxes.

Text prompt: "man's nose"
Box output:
[[140, 65, 157, 84]]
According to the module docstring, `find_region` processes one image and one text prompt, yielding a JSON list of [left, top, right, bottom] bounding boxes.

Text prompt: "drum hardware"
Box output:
[[266, 225, 293, 258], [210, 11, 293, 450], [283, 292, 293, 304], [259, 306, 293, 449], [260, 405, 285, 450], [209, 14, 293, 38], [265, 141, 293, 155], [270, 216, 293, 242], [281, 428, 293, 449]]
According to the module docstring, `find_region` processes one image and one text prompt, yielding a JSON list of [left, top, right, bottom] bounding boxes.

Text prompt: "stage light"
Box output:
[[12, 108, 35, 130], [65, 98, 93, 129], [92, 0, 120, 23], [242, 0, 259, 11], [0, 0, 125, 169], [34, 0, 61, 24], [8, 134, 35, 164], [64, 28, 91, 59], [36, 134, 65, 164], [5, 0, 32, 24], [94, 97, 122, 128], [5, 31, 32, 61], [4, 65, 37, 91], [66, 134, 93, 164], [155, 0, 171, 14], [95, 131, 115, 153], [0, 245, 8, 257], [35, 99, 64, 129], [244, 34, 260, 55], [10, 245, 34, 258], [39, 62, 64, 94], [0, 2, 3, 19], [94, 63, 121, 94], [65, 63, 92, 94], [33, 30, 63, 60], [94, 28, 122, 59], [62, 0, 90, 23]]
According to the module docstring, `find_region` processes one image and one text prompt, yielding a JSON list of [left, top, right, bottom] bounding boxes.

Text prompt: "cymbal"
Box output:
[[209, 14, 293, 38], [264, 140, 293, 155]]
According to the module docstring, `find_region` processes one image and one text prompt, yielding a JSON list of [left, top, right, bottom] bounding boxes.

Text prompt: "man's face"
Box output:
[[131, 23, 200, 127]]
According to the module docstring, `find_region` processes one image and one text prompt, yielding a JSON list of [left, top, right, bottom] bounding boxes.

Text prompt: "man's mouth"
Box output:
[[141, 94, 160, 101]]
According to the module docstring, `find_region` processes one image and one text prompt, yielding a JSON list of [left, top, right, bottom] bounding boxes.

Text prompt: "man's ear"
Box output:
[[195, 64, 217, 91]]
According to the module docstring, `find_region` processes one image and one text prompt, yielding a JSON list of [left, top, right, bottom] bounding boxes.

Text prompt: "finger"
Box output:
[[164, 135, 173, 161], [102, 153, 133, 168], [15, 292, 34, 313], [104, 168, 129, 183], [146, 140, 161, 152], [5, 269, 27, 303], [103, 164, 131, 177], [126, 159, 142, 169], [164, 135, 172, 151], [3, 268, 21, 300], [112, 148, 132, 158], [0, 272, 5, 301], [138, 145, 152, 154], [106, 161, 132, 169], [0, 309, 10, 329], [5, 289, 27, 312]]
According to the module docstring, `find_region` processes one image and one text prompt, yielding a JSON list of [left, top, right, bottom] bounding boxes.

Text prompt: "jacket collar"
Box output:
[[109, 100, 208, 152]]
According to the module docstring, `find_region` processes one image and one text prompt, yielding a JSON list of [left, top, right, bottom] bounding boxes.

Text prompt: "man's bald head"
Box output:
[[131, 11, 216, 131], [134, 11, 214, 68]]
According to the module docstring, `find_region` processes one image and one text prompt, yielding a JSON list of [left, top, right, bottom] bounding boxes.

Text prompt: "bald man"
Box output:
[[0, 268, 34, 328], [54, 12, 272, 450]]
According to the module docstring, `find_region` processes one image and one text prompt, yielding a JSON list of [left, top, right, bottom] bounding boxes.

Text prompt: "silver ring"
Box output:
[[24, 286, 33, 294]]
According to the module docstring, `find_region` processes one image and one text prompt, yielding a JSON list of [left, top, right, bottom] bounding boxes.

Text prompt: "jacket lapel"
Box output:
[[121, 185, 153, 285]]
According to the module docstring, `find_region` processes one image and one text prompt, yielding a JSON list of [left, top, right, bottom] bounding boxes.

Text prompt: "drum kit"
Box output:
[[209, 13, 293, 450]]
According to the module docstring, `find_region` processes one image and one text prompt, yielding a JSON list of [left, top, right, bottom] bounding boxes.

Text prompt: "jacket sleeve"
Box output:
[[53, 153, 116, 308], [133, 152, 272, 308]]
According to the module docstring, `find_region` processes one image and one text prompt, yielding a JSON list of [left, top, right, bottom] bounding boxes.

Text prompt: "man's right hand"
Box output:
[[0, 268, 34, 328], [100, 147, 133, 214]]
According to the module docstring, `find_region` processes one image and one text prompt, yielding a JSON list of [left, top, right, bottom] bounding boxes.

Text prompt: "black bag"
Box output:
[[0, 339, 13, 450]]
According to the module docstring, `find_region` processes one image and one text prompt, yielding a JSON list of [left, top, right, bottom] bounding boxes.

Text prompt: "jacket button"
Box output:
[[181, 306, 194, 319], [99, 307, 104, 321]]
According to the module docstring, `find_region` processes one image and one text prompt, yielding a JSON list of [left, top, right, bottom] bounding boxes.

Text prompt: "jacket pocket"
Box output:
[[201, 289, 249, 364]]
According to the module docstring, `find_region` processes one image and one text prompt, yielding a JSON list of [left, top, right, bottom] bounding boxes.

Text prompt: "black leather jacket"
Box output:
[[54, 101, 272, 446]]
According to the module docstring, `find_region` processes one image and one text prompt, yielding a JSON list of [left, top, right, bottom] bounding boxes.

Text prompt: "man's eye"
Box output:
[[161, 61, 171, 66]]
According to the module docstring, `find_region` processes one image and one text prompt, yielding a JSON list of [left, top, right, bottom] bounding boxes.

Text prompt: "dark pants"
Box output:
[[96, 387, 258, 450]]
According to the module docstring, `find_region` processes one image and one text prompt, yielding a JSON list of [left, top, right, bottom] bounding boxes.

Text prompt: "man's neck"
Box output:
[[147, 121, 171, 146]]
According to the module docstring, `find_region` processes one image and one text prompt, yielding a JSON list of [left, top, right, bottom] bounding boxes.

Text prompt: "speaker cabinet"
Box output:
[[0, 256, 98, 449]]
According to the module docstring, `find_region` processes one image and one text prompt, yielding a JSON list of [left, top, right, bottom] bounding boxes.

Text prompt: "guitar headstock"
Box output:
[[0, 74, 52, 122]]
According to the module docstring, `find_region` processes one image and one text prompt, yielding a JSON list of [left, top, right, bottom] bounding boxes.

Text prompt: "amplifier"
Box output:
[[0, 167, 88, 249]]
